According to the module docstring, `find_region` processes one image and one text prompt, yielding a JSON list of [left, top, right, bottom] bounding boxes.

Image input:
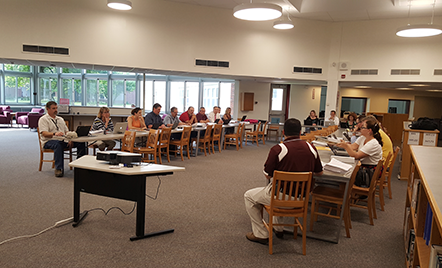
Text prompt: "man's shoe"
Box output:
[[55, 169, 64, 177], [246, 232, 268, 245], [273, 229, 284, 239]]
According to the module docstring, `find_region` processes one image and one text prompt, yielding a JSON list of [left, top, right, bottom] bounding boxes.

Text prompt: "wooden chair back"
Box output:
[[385, 146, 400, 199], [159, 127, 171, 145], [146, 129, 160, 149], [203, 124, 213, 140], [181, 126, 192, 144], [212, 124, 222, 140], [121, 131, 136, 153], [263, 170, 312, 255]]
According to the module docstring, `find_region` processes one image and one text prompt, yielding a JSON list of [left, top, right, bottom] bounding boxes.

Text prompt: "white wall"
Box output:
[[288, 85, 321, 121], [238, 81, 271, 121]]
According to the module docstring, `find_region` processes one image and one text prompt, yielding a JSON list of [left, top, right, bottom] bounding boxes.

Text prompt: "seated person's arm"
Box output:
[[140, 117, 148, 130], [337, 142, 368, 160], [144, 115, 153, 129], [127, 116, 135, 129]]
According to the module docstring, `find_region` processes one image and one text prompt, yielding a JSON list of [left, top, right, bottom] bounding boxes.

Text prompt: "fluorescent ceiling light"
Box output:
[[354, 86, 372, 89], [397, 87, 413, 90], [107, 0, 132, 10], [427, 89, 442, 92], [396, 24, 442, 37], [409, 84, 430, 86], [233, 3, 282, 21]]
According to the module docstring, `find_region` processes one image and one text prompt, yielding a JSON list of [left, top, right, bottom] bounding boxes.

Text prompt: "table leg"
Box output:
[[193, 129, 201, 157]]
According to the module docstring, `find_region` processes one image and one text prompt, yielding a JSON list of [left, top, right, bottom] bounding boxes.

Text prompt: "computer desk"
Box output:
[[68, 155, 185, 241]]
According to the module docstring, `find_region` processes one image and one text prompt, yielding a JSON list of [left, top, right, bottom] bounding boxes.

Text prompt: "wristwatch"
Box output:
[[53, 132, 56, 136]]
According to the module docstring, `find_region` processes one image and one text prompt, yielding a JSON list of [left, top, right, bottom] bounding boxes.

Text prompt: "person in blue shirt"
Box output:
[[144, 103, 165, 129]]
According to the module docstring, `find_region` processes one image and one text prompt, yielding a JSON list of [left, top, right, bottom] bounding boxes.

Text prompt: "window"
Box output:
[[112, 79, 136, 107], [154, 81, 166, 107], [340, 97, 367, 116], [39, 66, 57, 74], [61, 78, 82, 106], [5, 75, 31, 104], [388, 99, 410, 114], [271, 88, 283, 111], [170, 81, 185, 112], [39, 77, 58, 105], [219, 82, 234, 113], [62, 68, 82, 74], [203, 82, 219, 110], [186, 82, 199, 111], [142, 80, 153, 110], [4, 64, 30, 72]]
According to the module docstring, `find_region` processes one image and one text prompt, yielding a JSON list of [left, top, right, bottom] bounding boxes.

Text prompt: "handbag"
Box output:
[[355, 165, 375, 188]]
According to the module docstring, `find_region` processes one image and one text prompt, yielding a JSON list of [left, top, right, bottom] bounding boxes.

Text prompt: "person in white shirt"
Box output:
[[337, 116, 383, 187], [38, 101, 86, 177], [208, 106, 222, 124], [329, 110, 340, 126]]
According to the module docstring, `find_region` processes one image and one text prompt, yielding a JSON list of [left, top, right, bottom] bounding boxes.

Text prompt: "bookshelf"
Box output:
[[404, 146, 442, 268]]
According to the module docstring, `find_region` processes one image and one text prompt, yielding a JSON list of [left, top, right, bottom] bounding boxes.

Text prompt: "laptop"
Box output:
[[76, 125, 91, 137], [171, 121, 179, 129], [152, 122, 162, 129], [241, 115, 247, 122], [324, 121, 335, 127], [113, 122, 128, 134]]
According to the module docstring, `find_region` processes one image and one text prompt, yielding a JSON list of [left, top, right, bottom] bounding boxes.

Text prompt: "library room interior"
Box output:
[[1, 0, 442, 267]]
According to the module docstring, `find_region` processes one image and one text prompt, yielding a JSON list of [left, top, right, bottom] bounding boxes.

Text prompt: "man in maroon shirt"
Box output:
[[244, 118, 323, 244], [179, 106, 197, 125], [196, 107, 210, 123]]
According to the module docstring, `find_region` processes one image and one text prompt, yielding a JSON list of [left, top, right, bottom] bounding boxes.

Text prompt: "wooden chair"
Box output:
[[257, 121, 268, 145], [383, 146, 400, 199], [170, 126, 192, 161], [210, 124, 223, 153], [245, 122, 261, 146], [350, 159, 384, 225], [191, 124, 212, 156], [134, 129, 159, 163], [239, 122, 246, 148], [157, 127, 172, 164], [262, 171, 312, 255], [375, 152, 393, 211], [37, 127, 72, 171], [223, 124, 242, 150], [266, 125, 280, 141], [309, 162, 361, 238], [121, 131, 136, 153]]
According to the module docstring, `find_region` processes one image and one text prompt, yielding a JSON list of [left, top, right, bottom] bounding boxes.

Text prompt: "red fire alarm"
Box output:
[[341, 74, 346, 79]]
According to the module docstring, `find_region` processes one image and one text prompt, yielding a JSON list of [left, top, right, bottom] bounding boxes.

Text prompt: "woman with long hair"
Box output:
[[91, 107, 116, 151], [337, 116, 383, 187], [127, 107, 148, 131]]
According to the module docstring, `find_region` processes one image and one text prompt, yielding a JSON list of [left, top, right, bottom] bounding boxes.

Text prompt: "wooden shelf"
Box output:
[[415, 236, 430, 268]]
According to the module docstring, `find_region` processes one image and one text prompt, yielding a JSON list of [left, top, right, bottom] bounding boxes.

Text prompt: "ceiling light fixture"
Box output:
[[409, 84, 430, 87], [427, 89, 442, 92], [107, 0, 132, 11], [396, 0, 442, 37], [273, 9, 294, 29], [397, 87, 413, 90], [354, 86, 372, 89], [233, 1, 282, 21]]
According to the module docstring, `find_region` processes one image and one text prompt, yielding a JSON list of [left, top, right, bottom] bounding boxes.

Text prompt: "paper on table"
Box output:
[[330, 155, 355, 164], [324, 158, 353, 174]]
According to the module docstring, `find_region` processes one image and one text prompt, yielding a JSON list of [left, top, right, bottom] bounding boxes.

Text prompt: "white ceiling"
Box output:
[[163, 0, 442, 22]]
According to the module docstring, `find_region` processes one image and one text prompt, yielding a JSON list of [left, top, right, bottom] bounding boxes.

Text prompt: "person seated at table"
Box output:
[[128, 107, 148, 131], [346, 112, 357, 131], [145, 103, 165, 129], [179, 106, 197, 125], [336, 116, 383, 187], [196, 107, 210, 123], [365, 115, 393, 167], [305, 110, 320, 132], [328, 110, 340, 126], [222, 107, 234, 134], [163, 107, 184, 128], [208, 106, 222, 124], [243, 118, 323, 244], [38, 101, 86, 177], [91, 107, 116, 151], [350, 115, 365, 143]]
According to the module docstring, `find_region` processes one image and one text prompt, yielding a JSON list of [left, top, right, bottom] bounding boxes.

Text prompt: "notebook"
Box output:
[[76, 125, 91, 137], [113, 122, 128, 134]]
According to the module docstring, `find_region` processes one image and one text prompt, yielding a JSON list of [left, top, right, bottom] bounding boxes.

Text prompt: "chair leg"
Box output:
[[158, 149, 162, 164], [367, 196, 374, 225], [186, 144, 190, 159], [343, 206, 351, 238], [379, 184, 385, 211], [302, 216, 307, 255], [309, 197, 316, 231], [387, 174, 393, 199], [372, 194, 377, 219], [39, 152, 43, 171], [180, 146, 184, 161], [268, 217, 273, 255]]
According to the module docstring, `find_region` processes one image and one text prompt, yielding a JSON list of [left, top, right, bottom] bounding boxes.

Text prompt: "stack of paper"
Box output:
[[312, 140, 328, 147], [324, 158, 353, 174], [330, 155, 355, 164]]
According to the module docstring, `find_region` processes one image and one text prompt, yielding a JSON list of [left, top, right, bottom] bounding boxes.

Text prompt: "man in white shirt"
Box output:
[[329, 110, 340, 126], [38, 101, 86, 177], [208, 106, 222, 124]]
